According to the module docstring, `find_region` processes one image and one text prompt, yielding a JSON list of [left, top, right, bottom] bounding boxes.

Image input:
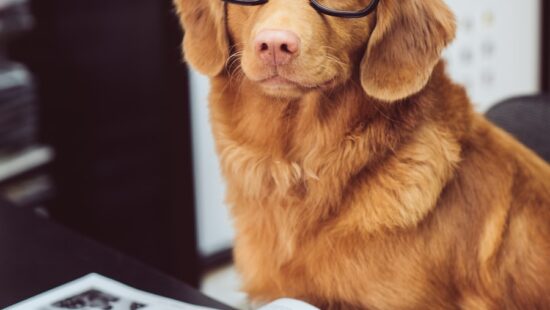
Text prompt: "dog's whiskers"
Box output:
[[225, 51, 246, 87]]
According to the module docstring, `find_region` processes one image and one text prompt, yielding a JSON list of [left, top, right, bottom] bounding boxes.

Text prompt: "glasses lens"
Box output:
[[312, 0, 378, 17]]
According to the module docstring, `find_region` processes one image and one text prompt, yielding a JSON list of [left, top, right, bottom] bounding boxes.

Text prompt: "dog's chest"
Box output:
[[212, 81, 461, 308], [234, 213, 450, 309]]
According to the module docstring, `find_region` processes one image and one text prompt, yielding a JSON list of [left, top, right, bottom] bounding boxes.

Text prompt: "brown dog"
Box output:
[[174, 0, 550, 308]]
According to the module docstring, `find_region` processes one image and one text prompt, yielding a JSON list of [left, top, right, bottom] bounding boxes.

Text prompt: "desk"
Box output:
[[0, 203, 233, 309]]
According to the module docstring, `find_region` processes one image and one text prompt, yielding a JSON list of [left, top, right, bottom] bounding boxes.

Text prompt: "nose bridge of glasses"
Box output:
[[224, 0, 310, 14], [250, 0, 314, 36]]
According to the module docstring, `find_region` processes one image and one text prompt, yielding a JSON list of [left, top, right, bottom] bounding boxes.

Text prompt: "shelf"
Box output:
[[0, 146, 54, 184]]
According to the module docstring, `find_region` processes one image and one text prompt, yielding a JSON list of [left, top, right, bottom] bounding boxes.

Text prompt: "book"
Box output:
[[6, 274, 319, 310]]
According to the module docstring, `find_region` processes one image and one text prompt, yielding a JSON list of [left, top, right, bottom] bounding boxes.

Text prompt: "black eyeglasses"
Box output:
[[222, 0, 380, 18]]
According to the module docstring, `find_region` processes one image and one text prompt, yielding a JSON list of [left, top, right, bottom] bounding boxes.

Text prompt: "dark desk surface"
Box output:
[[0, 203, 233, 309]]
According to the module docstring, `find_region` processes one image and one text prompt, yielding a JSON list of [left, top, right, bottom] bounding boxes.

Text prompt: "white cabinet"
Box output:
[[444, 0, 541, 111], [189, 70, 234, 257]]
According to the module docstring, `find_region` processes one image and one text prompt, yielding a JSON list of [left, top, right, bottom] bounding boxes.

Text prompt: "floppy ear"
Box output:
[[174, 0, 229, 76], [360, 0, 456, 102]]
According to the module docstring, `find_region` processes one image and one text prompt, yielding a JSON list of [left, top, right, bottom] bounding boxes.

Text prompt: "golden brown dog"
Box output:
[[174, 0, 550, 308]]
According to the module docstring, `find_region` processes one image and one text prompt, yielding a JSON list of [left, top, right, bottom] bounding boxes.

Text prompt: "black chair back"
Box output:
[[486, 95, 550, 163]]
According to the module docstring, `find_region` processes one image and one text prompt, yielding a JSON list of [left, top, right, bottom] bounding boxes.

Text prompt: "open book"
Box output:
[[6, 273, 319, 310]]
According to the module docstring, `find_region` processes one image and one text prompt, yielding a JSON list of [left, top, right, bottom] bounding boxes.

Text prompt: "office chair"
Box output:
[[486, 95, 550, 163]]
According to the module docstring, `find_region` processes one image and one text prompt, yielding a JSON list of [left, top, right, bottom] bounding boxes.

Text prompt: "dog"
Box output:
[[174, 0, 550, 308]]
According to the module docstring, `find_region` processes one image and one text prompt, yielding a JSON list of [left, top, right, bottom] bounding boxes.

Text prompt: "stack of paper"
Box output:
[[7, 274, 319, 310]]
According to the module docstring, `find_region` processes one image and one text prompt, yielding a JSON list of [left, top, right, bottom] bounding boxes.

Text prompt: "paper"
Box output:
[[259, 298, 319, 310], [6, 273, 320, 310], [6, 273, 217, 310]]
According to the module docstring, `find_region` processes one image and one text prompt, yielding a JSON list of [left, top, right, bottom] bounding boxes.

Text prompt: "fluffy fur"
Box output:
[[174, 0, 550, 308]]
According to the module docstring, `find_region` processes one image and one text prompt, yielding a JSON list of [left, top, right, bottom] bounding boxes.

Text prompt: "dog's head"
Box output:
[[175, 0, 455, 102]]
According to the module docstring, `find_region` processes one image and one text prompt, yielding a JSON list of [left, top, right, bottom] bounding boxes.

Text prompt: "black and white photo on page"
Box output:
[[5, 274, 215, 310], [39, 288, 146, 310], [6, 273, 320, 310]]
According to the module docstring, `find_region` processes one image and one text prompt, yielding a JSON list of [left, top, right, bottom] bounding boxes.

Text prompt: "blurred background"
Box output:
[[0, 0, 548, 307]]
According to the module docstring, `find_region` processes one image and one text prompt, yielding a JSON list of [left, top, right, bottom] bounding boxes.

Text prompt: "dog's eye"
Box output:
[[316, 0, 364, 11], [310, 0, 379, 18]]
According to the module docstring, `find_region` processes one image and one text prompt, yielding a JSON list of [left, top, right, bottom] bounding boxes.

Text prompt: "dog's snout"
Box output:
[[254, 29, 300, 66]]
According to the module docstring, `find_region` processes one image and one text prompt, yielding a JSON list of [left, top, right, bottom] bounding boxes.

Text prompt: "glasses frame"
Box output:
[[222, 0, 380, 18]]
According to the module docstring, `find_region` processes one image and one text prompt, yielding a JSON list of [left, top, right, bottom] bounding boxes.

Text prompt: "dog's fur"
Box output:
[[174, 0, 550, 308]]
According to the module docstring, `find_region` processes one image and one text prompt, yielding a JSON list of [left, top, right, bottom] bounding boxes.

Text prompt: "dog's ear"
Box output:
[[174, 0, 229, 76], [360, 0, 456, 102]]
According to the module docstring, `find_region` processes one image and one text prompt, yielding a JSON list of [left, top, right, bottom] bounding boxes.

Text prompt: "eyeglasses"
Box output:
[[222, 0, 380, 18]]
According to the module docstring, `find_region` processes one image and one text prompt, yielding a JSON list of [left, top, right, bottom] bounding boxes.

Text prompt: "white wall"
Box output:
[[189, 70, 234, 257], [444, 0, 541, 111]]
